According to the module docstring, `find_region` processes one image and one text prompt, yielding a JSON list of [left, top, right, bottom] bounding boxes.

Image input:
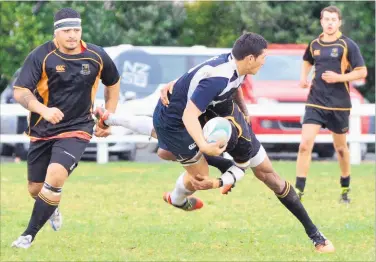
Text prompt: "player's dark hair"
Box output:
[[232, 32, 268, 60], [54, 8, 81, 22], [320, 6, 342, 20]]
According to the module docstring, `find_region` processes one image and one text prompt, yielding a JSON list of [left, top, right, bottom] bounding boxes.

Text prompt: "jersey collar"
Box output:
[[319, 31, 342, 41]]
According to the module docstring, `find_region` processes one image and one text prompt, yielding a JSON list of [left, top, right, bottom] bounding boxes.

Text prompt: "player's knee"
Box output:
[[157, 149, 176, 161], [28, 181, 43, 198], [298, 140, 314, 153], [334, 144, 348, 158], [45, 163, 68, 187]]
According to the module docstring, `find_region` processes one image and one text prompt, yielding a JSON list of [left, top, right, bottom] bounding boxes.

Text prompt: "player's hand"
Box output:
[[94, 125, 111, 137], [200, 141, 227, 156], [190, 174, 220, 190], [322, 71, 342, 83], [160, 81, 174, 106], [299, 78, 310, 88], [42, 107, 64, 124]]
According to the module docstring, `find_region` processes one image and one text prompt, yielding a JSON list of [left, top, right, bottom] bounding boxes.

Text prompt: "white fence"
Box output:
[[0, 103, 374, 165]]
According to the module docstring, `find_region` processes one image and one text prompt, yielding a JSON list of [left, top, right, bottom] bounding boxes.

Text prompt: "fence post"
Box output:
[[97, 142, 109, 164], [349, 100, 361, 165]]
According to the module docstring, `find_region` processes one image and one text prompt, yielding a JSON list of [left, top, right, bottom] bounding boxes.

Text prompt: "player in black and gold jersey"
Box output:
[[295, 6, 367, 203], [11, 8, 120, 249]]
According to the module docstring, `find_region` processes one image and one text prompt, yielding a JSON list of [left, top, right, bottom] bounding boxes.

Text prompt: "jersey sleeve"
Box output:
[[303, 41, 314, 65], [13, 50, 42, 92], [100, 48, 120, 86], [347, 39, 366, 70], [190, 77, 228, 112]]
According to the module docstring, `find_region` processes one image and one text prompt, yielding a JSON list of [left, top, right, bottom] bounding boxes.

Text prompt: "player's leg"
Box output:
[[157, 148, 176, 161], [327, 110, 351, 203], [25, 140, 63, 233], [94, 106, 155, 138], [250, 148, 335, 253], [163, 153, 208, 211], [157, 147, 235, 178], [332, 133, 351, 202], [12, 138, 88, 248], [295, 107, 325, 199]]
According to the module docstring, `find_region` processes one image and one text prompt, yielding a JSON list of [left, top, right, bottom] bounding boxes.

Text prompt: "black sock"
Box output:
[[204, 155, 233, 174], [22, 192, 59, 241], [276, 181, 317, 236], [340, 176, 350, 188], [295, 177, 306, 192]]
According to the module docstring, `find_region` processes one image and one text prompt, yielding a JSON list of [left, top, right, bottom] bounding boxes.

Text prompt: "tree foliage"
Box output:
[[0, 1, 374, 101]]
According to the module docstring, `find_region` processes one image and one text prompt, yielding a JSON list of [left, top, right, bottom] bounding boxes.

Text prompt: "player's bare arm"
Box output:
[[300, 61, 313, 88], [233, 88, 249, 118], [104, 80, 120, 113], [321, 67, 367, 84], [13, 88, 64, 125], [183, 100, 227, 156]]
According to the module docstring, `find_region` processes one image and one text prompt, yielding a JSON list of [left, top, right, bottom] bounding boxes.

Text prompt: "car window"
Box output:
[[252, 55, 304, 81]]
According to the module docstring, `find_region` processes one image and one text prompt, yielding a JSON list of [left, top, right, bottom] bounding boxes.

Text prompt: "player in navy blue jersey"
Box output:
[[295, 6, 367, 203], [11, 8, 120, 249], [152, 33, 267, 213]]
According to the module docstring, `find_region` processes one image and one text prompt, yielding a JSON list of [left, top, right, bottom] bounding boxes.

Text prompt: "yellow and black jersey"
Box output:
[[303, 32, 366, 110], [14, 39, 120, 141]]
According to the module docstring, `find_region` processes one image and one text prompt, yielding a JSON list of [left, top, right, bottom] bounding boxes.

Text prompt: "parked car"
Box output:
[[0, 69, 28, 158]]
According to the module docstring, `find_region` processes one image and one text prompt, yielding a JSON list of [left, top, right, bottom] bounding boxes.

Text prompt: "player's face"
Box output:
[[55, 28, 82, 51], [248, 49, 267, 75], [321, 11, 341, 35]]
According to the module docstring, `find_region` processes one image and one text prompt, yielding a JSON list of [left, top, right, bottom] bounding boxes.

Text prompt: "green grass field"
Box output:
[[1, 161, 374, 261]]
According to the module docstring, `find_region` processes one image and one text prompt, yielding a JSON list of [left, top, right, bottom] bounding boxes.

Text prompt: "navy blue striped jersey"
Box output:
[[155, 53, 245, 128]]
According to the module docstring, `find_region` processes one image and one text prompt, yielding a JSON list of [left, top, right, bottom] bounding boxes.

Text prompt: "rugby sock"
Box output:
[[340, 176, 350, 188], [276, 181, 317, 236], [170, 172, 194, 206], [204, 155, 233, 173], [295, 177, 306, 192], [105, 114, 154, 136], [221, 165, 245, 185], [22, 184, 61, 241]]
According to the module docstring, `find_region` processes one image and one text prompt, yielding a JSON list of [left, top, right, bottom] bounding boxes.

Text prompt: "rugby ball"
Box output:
[[203, 117, 232, 145]]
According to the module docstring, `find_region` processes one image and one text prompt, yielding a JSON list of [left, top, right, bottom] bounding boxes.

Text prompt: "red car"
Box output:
[[241, 44, 369, 158]]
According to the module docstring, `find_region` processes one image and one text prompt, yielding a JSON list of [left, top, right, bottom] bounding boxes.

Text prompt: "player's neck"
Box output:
[[54, 38, 83, 55], [234, 60, 246, 76], [320, 31, 340, 42], [59, 46, 82, 55]]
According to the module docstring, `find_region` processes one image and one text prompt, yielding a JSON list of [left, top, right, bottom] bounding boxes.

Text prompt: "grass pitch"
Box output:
[[1, 161, 374, 261]]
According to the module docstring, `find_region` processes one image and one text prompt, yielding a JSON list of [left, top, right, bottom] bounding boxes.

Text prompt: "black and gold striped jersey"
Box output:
[[14, 39, 120, 140], [303, 32, 366, 110]]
